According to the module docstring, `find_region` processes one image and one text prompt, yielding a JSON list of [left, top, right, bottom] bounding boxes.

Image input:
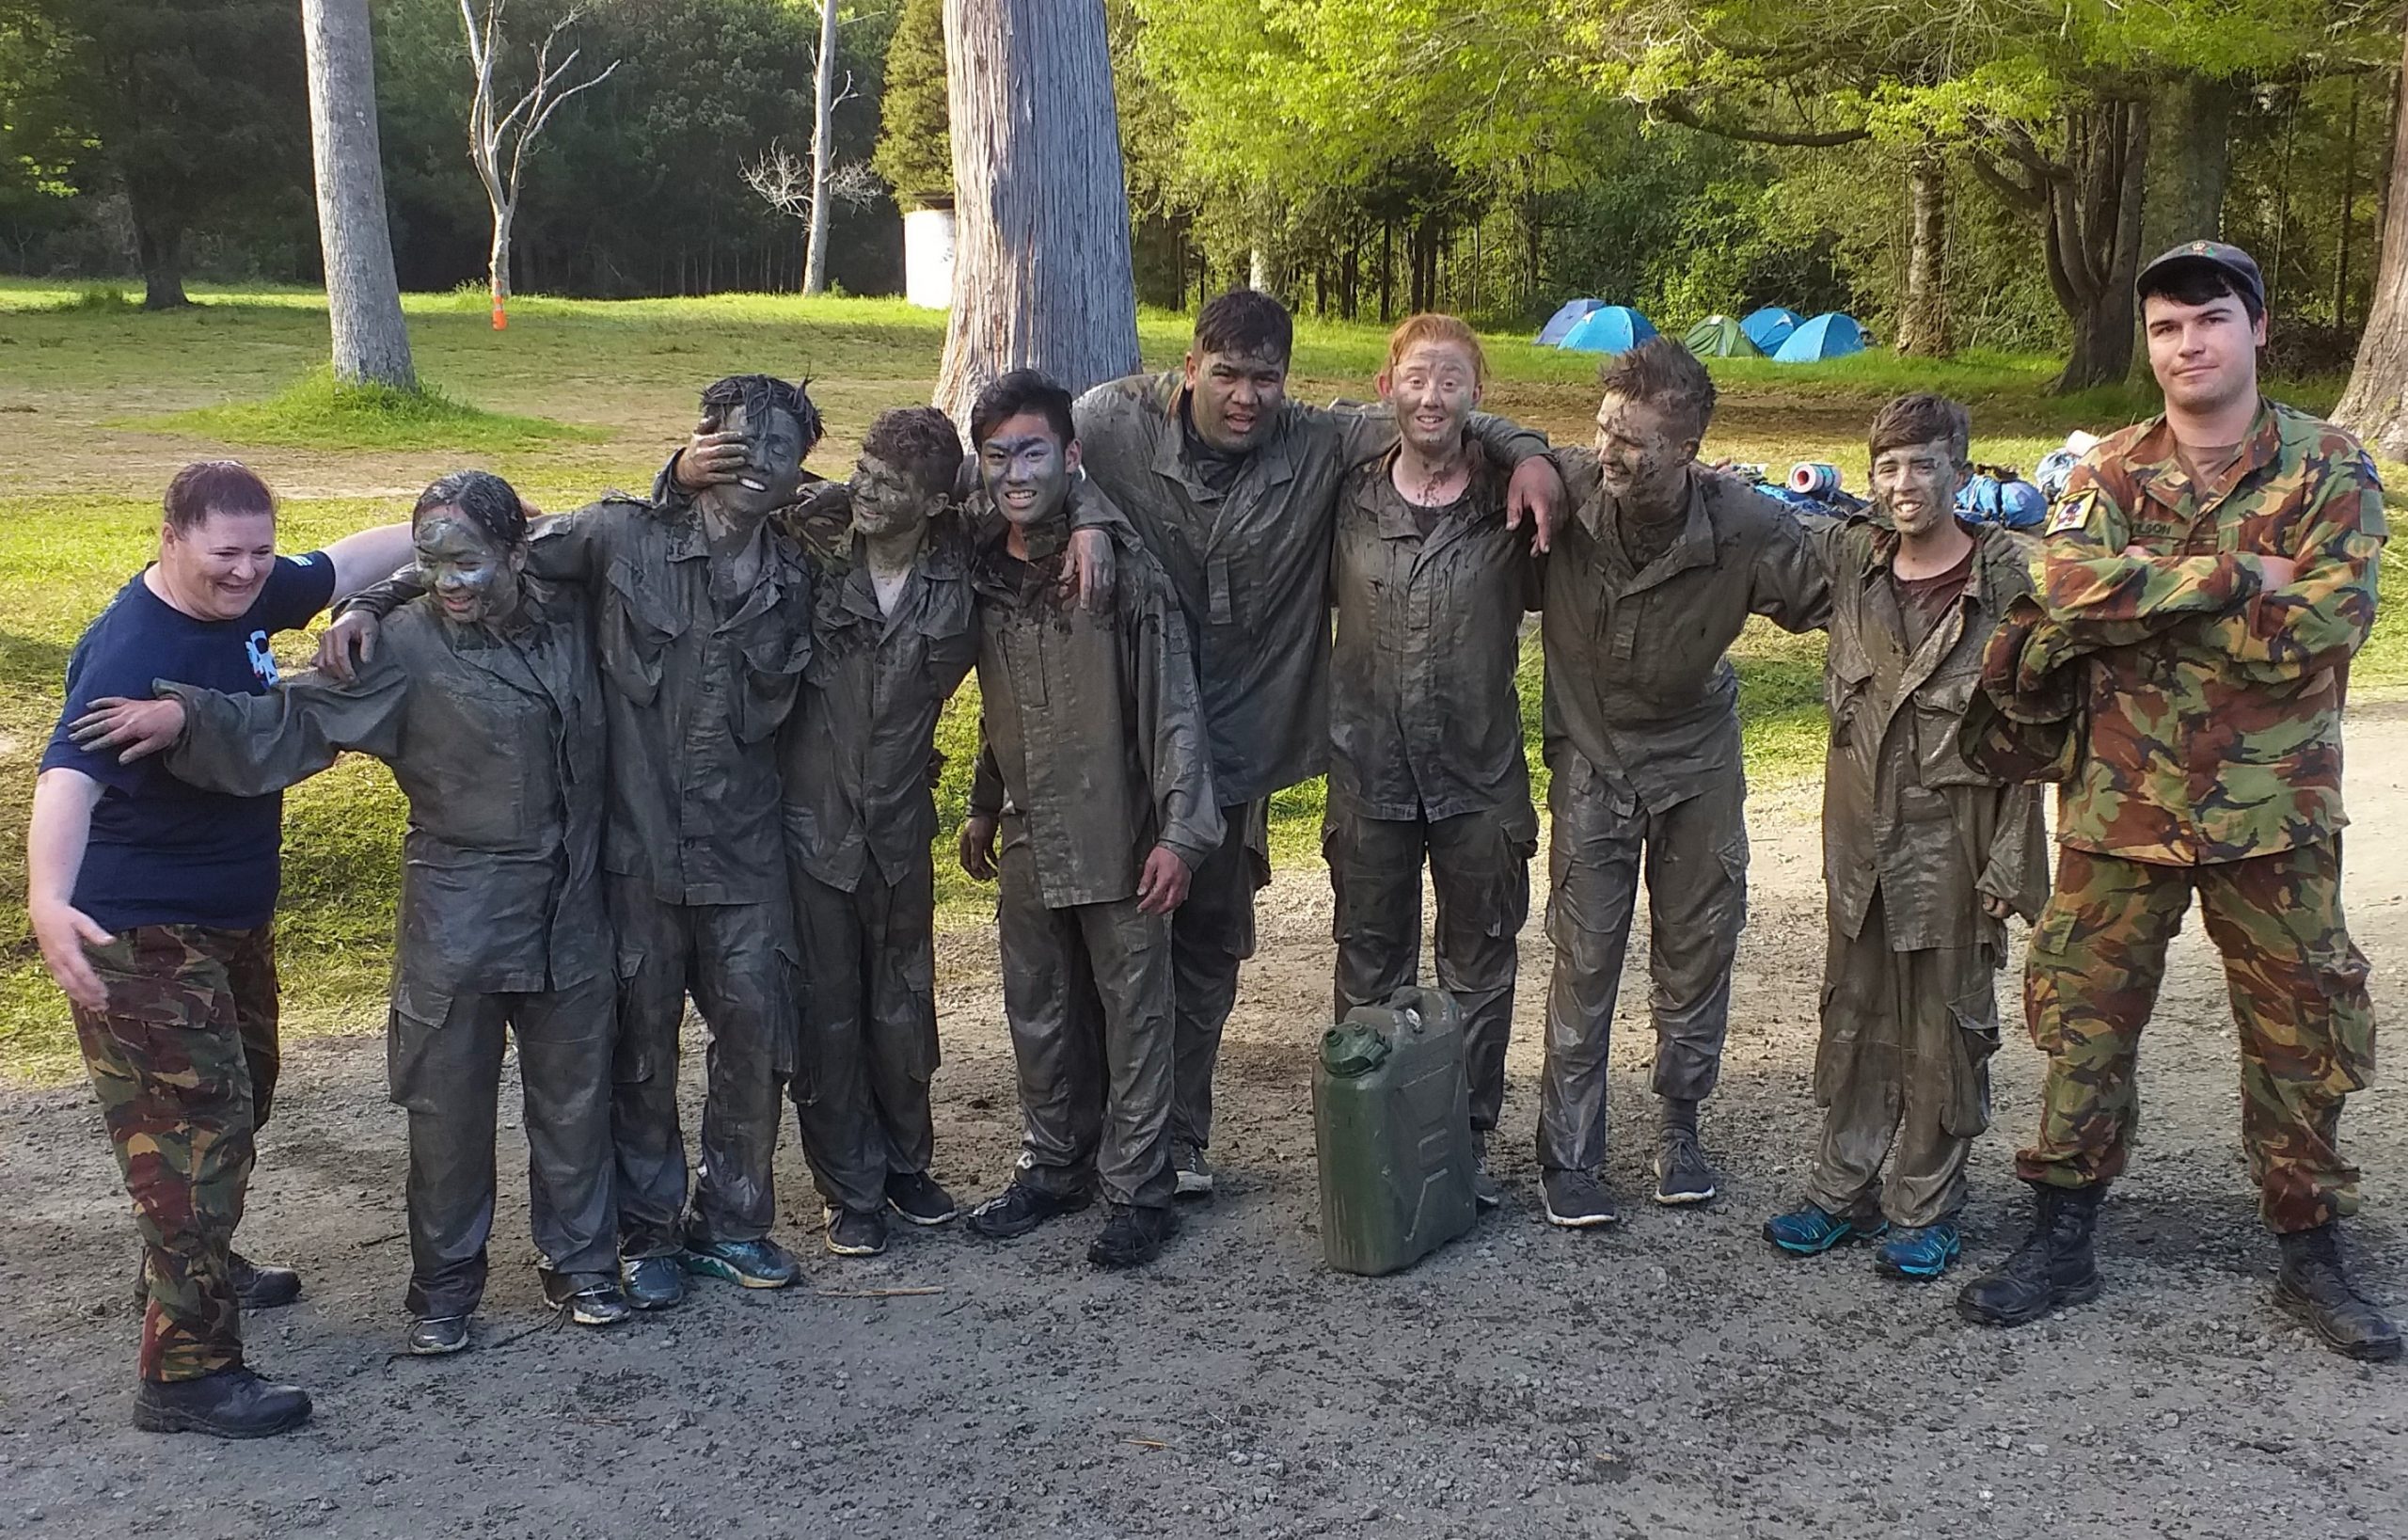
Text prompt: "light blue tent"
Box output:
[[1771, 311, 1866, 363], [1739, 306, 1803, 352], [1537, 298, 1605, 346], [1558, 305, 1658, 355]]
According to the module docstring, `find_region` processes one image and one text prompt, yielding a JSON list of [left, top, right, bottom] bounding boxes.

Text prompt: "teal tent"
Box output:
[[1740, 306, 1802, 352], [1558, 306, 1658, 355], [1683, 314, 1763, 357], [1771, 311, 1866, 363], [1537, 299, 1605, 346]]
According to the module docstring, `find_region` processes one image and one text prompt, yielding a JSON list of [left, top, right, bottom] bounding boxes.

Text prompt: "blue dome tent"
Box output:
[[1740, 306, 1803, 352], [1557, 305, 1658, 355], [1537, 298, 1606, 346], [1771, 311, 1866, 363]]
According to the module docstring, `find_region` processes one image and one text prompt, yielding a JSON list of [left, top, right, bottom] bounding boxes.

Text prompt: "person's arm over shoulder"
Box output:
[[1737, 485, 1833, 633], [2041, 452, 2265, 637], [320, 522, 418, 605], [160, 641, 412, 798], [2195, 434, 2387, 681], [1308, 396, 1551, 473]]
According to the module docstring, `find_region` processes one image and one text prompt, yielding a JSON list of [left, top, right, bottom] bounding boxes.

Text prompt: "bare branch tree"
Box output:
[[459, 0, 620, 322]]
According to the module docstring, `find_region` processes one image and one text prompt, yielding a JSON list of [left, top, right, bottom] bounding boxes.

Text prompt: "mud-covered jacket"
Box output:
[[2041, 400, 2384, 865], [1328, 443, 1536, 829], [163, 587, 607, 1024], [966, 495, 1224, 908], [1814, 518, 2050, 953], [779, 486, 979, 894], [1072, 371, 1551, 806], [339, 496, 812, 905], [1540, 454, 1830, 810]]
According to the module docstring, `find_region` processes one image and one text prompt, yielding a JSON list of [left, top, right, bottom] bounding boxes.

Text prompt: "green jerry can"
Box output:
[[1312, 986, 1479, 1276]]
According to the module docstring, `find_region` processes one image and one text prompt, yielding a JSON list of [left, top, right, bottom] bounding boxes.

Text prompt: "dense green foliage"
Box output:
[[870, 0, 949, 208]]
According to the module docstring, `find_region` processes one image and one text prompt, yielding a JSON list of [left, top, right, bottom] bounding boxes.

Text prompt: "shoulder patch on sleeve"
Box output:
[[2046, 490, 2098, 537]]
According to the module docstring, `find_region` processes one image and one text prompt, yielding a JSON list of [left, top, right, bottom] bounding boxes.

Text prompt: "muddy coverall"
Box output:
[[341, 498, 810, 1256], [2009, 402, 2384, 1233], [1073, 373, 1549, 1154], [966, 500, 1224, 1211], [1535, 459, 1830, 1174], [1325, 445, 1538, 1135], [163, 589, 618, 1316], [778, 491, 979, 1216], [1804, 519, 2049, 1228]]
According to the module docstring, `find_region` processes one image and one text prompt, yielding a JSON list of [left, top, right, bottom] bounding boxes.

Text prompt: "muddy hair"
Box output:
[[969, 369, 1076, 450], [698, 373, 827, 453], [163, 460, 275, 532], [2139, 257, 2265, 325], [1597, 336, 1717, 439], [1194, 289, 1293, 365], [1386, 312, 1486, 385], [1868, 393, 1972, 468], [862, 405, 965, 497], [413, 469, 530, 550]]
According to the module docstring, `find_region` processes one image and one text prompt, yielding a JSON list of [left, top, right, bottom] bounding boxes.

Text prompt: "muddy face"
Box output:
[[976, 413, 1080, 528], [414, 515, 525, 630], [1870, 437, 1968, 541], [1592, 391, 1696, 515], [1380, 339, 1481, 459], [1183, 345, 1289, 453], [849, 452, 943, 541], [710, 401, 809, 521]]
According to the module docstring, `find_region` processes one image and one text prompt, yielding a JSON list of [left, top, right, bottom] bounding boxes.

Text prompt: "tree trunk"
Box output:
[[2142, 74, 2236, 255], [301, 0, 417, 389], [803, 0, 838, 294], [2335, 31, 2408, 458], [934, 0, 1140, 431], [128, 191, 189, 310], [488, 202, 515, 303], [2044, 97, 2148, 394], [1896, 144, 1951, 357]]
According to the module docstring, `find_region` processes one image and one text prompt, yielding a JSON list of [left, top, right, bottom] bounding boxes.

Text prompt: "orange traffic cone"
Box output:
[[491, 292, 507, 330]]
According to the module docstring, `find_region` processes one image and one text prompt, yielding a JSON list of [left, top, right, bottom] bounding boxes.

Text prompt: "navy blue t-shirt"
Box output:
[[41, 555, 339, 931]]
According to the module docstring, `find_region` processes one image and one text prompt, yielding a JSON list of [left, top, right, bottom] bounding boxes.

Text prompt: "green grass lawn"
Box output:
[[0, 281, 2391, 1082]]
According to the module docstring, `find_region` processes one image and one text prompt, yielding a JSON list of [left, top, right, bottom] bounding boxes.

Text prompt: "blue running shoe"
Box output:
[[1764, 1202, 1885, 1256], [680, 1235, 801, 1289], [1876, 1221, 1963, 1280]]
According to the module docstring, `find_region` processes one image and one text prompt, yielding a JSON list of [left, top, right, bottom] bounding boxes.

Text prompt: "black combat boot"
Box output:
[[2273, 1223, 2402, 1362], [132, 1366, 312, 1438], [1956, 1181, 2103, 1326]]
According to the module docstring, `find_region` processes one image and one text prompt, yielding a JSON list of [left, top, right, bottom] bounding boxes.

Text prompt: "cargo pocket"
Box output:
[[610, 940, 657, 1085], [1809, 980, 1851, 1110], [2020, 896, 2081, 1054], [770, 937, 806, 1082], [2306, 940, 2375, 1096], [1322, 818, 1353, 946], [1941, 986, 2003, 1137]]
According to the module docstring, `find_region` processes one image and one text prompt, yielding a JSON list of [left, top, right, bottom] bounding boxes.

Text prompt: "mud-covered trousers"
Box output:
[[1168, 799, 1270, 1154], [1538, 753, 1748, 1173], [1804, 893, 2000, 1230], [2017, 838, 2375, 1234], [790, 857, 941, 1217], [998, 838, 1178, 1210], [71, 923, 278, 1383], [389, 975, 618, 1319], [607, 875, 798, 1256], [1325, 801, 1534, 1135]]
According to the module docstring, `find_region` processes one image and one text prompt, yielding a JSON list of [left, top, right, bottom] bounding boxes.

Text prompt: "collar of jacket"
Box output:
[[1374, 441, 1494, 542], [1856, 515, 2020, 615], [1580, 467, 1715, 579], [968, 496, 1070, 595], [827, 517, 968, 627], [1144, 369, 1300, 495], [2124, 397, 2280, 515]]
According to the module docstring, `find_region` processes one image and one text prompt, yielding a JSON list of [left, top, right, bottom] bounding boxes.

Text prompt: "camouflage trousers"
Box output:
[[2017, 839, 2375, 1233], [71, 923, 279, 1382]]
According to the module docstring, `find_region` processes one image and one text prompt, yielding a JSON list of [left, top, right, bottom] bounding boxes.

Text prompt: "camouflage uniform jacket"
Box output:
[[1072, 371, 1550, 806], [163, 587, 608, 1024], [2043, 400, 2385, 865], [966, 494, 1225, 908], [1815, 517, 2050, 953], [1329, 442, 1537, 826], [778, 485, 979, 895], [340, 496, 813, 905], [1540, 454, 1831, 812]]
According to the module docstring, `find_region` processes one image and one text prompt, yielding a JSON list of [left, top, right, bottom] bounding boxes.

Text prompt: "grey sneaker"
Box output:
[[1542, 1169, 1619, 1229], [1469, 1135, 1502, 1212], [406, 1315, 470, 1356], [1654, 1127, 1719, 1205], [1172, 1142, 1215, 1199]]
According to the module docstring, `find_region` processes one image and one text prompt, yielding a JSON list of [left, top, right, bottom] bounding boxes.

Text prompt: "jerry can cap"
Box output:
[[1321, 1022, 1391, 1078]]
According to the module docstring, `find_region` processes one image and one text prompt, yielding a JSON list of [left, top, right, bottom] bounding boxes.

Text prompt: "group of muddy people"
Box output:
[[24, 238, 2397, 1440]]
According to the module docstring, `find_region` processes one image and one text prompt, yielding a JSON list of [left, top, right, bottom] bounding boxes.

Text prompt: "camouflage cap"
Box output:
[[2136, 240, 2266, 311]]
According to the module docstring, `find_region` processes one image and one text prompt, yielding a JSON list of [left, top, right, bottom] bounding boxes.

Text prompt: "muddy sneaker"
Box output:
[[680, 1236, 801, 1290], [543, 1270, 633, 1327], [620, 1255, 685, 1311], [885, 1171, 958, 1227], [1653, 1127, 1719, 1205], [2273, 1223, 2402, 1362], [132, 1366, 311, 1438], [230, 1253, 303, 1311], [1088, 1204, 1178, 1269], [965, 1181, 1092, 1241], [1172, 1142, 1215, 1199], [1765, 1202, 1885, 1256], [1542, 1169, 1619, 1229], [406, 1315, 470, 1356], [1875, 1221, 1963, 1280], [825, 1206, 889, 1257]]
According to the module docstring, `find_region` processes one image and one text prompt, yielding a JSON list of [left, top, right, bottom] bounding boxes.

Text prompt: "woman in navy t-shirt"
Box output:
[[25, 460, 412, 1440]]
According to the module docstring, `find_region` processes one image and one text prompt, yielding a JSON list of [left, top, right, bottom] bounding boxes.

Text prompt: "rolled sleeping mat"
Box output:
[[1787, 462, 1843, 497]]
